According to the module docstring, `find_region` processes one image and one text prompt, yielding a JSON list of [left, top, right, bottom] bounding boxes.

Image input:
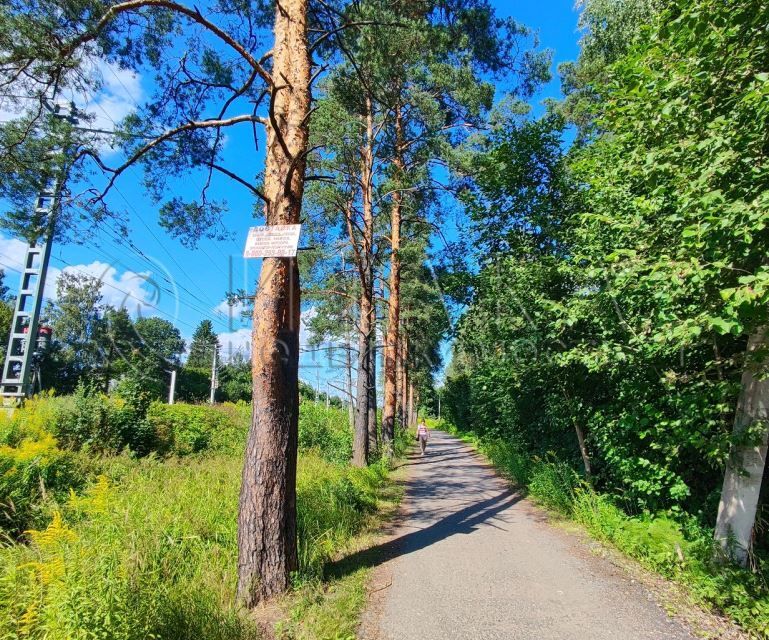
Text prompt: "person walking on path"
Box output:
[[416, 420, 430, 456]]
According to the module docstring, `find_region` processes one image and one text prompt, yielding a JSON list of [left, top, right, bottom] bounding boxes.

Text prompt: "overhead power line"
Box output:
[[50, 254, 202, 333]]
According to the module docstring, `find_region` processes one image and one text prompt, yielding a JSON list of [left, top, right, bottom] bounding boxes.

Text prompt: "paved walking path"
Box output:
[[363, 431, 695, 640]]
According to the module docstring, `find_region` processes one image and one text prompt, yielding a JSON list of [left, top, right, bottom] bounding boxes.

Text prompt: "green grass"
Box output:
[[438, 419, 769, 638], [0, 396, 405, 640]]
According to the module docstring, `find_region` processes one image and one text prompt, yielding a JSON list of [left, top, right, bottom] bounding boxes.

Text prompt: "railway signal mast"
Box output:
[[0, 100, 79, 403]]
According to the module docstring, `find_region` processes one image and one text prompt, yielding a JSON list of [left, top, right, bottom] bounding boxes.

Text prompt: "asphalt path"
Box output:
[[363, 431, 695, 640]]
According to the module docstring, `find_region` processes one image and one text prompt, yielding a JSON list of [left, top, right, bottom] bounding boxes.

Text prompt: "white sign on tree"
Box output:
[[243, 224, 302, 258]]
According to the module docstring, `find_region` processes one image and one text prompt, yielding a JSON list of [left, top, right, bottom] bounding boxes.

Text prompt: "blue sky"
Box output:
[[0, 0, 582, 396]]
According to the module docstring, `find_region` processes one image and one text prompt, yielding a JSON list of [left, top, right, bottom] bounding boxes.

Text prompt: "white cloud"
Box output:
[[214, 298, 248, 322], [88, 60, 143, 130], [0, 234, 28, 273], [60, 261, 155, 316], [1, 234, 156, 315], [0, 59, 144, 154], [218, 328, 253, 362]]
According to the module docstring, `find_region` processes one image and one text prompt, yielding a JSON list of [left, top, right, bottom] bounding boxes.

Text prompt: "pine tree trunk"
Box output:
[[368, 318, 378, 454], [237, 0, 310, 607], [382, 105, 404, 454], [400, 333, 409, 429], [715, 330, 769, 565], [346, 340, 354, 429], [396, 328, 405, 430], [352, 95, 376, 467], [353, 289, 371, 467]]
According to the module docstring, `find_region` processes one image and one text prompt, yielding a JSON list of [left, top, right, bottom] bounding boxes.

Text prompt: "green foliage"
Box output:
[[0, 268, 9, 302], [145, 402, 237, 457], [49, 381, 153, 454], [217, 356, 252, 403], [446, 0, 769, 517], [0, 431, 85, 536], [185, 320, 219, 370], [176, 366, 213, 403], [0, 391, 366, 546], [295, 455, 387, 580], [447, 421, 769, 636], [0, 461, 258, 640], [298, 399, 354, 464], [0, 298, 11, 364], [0, 400, 393, 639], [528, 459, 580, 515], [45, 272, 106, 393]]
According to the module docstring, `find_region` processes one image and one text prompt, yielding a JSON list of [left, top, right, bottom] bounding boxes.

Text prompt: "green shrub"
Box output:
[[0, 432, 86, 535], [0, 393, 71, 447], [146, 402, 236, 456], [11, 384, 156, 456], [298, 400, 353, 463], [528, 458, 580, 514], [480, 438, 533, 486]]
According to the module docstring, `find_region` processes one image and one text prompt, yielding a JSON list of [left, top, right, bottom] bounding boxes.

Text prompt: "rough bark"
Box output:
[[715, 329, 769, 565], [346, 340, 354, 429], [396, 328, 405, 430], [368, 321, 378, 454], [237, 0, 310, 606], [382, 105, 404, 453], [353, 289, 371, 467], [352, 95, 376, 466], [400, 332, 409, 429]]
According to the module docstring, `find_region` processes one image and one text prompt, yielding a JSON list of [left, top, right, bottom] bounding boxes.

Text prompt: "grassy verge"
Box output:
[[0, 396, 407, 640], [278, 459, 407, 640], [433, 419, 769, 638]]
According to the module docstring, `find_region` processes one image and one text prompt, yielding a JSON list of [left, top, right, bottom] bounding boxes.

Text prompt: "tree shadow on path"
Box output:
[[326, 484, 523, 581]]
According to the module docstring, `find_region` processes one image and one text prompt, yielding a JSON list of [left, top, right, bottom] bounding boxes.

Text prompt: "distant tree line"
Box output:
[[0, 269, 252, 403]]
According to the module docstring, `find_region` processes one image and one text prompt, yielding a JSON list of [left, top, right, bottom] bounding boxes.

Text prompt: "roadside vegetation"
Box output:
[[439, 0, 769, 636], [437, 419, 769, 636], [0, 393, 404, 639]]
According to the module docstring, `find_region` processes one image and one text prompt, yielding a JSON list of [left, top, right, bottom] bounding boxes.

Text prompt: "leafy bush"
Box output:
[[0, 432, 85, 535], [480, 437, 533, 487], [298, 400, 353, 464], [2, 392, 244, 460], [528, 459, 580, 515], [146, 402, 238, 456], [49, 382, 155, 454]]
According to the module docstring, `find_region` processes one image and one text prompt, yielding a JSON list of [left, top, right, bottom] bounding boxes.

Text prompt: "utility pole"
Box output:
[[315, 370, 320, 405], [326, 381, 330, 409], [1, 101, 79, 404], [168, 369, 177, 405], [209, 342, 218, 404]]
